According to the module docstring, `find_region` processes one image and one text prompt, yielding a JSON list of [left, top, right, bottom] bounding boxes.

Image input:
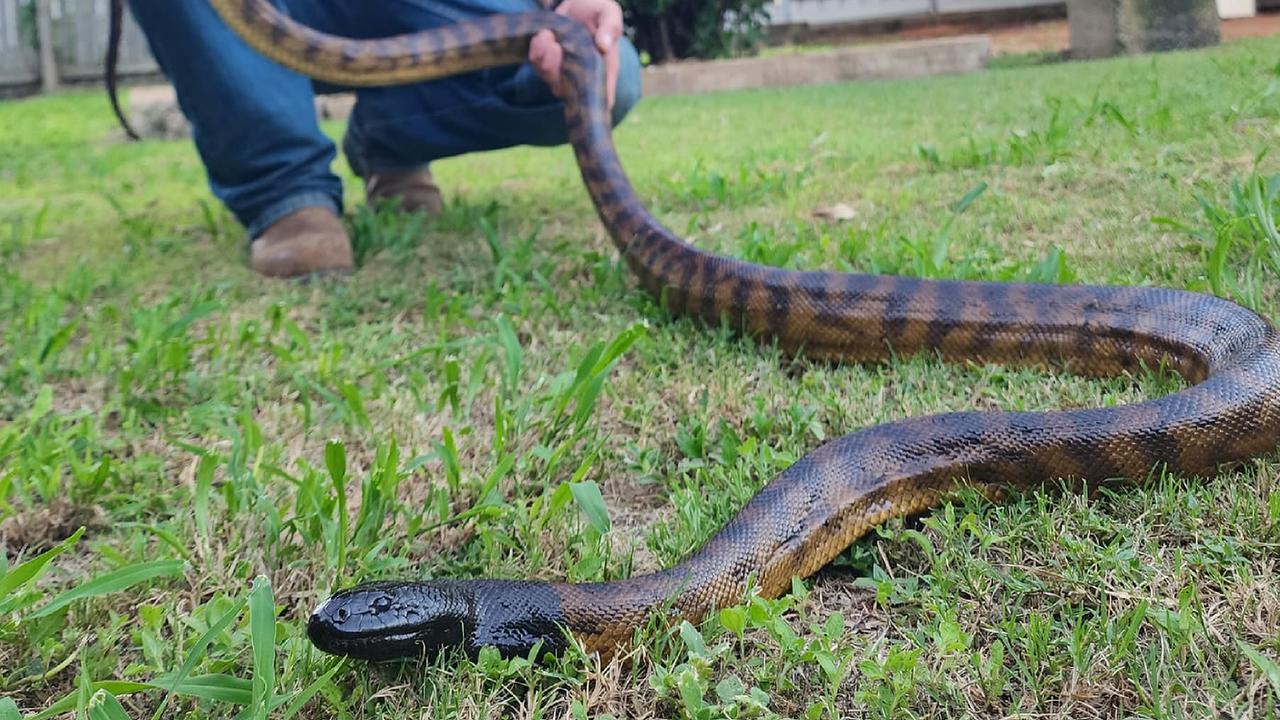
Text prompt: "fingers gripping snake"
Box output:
[[108, 0, 1280, 662]]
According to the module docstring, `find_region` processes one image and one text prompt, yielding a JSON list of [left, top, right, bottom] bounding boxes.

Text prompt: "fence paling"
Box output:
[[0, 0, 37, 86]]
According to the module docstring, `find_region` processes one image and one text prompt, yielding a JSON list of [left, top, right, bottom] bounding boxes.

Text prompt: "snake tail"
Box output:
[[106, 0, 141, 141]]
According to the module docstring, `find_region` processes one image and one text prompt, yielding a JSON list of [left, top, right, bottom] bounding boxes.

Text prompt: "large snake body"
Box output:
[[109, 1, 1280, 661]]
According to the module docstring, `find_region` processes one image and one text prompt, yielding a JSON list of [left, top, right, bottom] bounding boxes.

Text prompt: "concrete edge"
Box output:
[[641, 35, 992, 97]]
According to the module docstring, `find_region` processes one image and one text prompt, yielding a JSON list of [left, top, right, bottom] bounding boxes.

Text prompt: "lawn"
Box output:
[[2, 33, 1280, 720]]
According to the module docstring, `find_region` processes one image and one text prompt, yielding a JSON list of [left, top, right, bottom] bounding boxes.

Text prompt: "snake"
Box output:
[[105, 0, 1280, 662]]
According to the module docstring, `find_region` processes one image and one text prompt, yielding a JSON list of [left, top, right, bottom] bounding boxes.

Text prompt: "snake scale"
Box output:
[[106, 0, 1280, 662]]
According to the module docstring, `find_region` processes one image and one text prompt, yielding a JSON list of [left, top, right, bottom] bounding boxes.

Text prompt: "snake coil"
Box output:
[[107, 0, 1280, 661]]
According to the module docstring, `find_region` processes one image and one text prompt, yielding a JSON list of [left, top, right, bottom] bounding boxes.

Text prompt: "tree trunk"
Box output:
[[1068, 0, 1220, 58]]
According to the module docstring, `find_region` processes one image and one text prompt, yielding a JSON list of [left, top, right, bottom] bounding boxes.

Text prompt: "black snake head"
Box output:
[[307, 579, 570, 661]]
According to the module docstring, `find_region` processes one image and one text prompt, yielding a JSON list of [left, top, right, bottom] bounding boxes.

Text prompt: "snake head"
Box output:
[[307, 581, 470, 661], [307, 579, 569, 661]]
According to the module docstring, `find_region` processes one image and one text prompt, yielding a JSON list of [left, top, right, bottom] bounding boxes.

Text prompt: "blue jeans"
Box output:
[[127, 0, 642, 238]]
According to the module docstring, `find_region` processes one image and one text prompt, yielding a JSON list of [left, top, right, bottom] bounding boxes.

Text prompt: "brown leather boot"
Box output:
[[250, 206, 354, 279], [365, 168, 444, 216]]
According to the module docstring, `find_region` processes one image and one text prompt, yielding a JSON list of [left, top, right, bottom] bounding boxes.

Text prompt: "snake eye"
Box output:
[[334, 607, 350, 623], [372, 594, 394, 613]]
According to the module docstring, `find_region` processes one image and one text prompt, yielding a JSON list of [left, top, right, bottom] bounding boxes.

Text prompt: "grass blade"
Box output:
[[249, 576, 276, 719], [38, 320, 78, 365], [1237, 640, 1280, 697], [273, 661, 344, 720], [31, 682, 151, 720], [952, 181, 989, 214], [495, 315, 523, 393], [569, 481, 611, 534], [152, 674, 252, 704], [0, 698, 19, 720], [324, 439, 349, 576], [31, 559, 184, 619], [88, 690, 132, 720], [26, 385, 53, 423], [0, 527, 84, 602], [150, 596, 248, 720], [194, 453, 216, 540]]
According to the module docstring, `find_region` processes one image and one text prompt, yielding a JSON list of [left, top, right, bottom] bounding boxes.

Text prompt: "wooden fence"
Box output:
[[0, 0, 1063, 92], [0, 0, 155, 92]]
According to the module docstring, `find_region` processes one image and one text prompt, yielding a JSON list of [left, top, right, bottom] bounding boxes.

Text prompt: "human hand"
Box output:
[[528, 0, 623, 109]]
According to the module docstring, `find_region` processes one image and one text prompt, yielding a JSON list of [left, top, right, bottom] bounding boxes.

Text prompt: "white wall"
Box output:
[[770, 0, 1062, 25]]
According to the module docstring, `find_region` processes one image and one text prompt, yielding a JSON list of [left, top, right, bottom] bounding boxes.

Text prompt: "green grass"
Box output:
[[3, 35, 1280, 719]]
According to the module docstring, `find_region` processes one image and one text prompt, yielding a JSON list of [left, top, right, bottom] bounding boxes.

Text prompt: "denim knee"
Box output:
[[611, 37, 643, 127]]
